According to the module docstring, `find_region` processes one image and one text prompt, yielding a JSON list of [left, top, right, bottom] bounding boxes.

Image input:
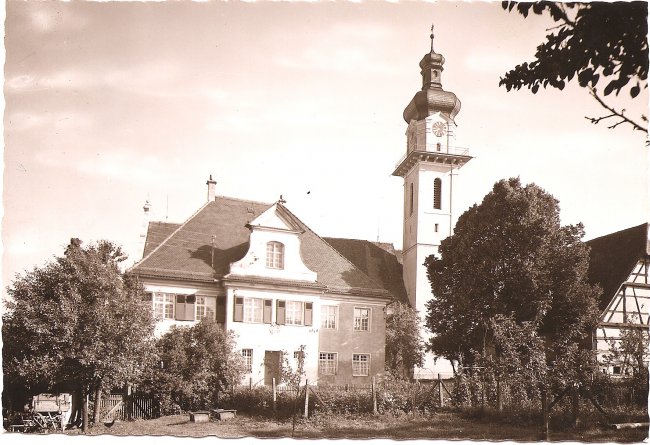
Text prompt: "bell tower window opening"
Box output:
[[433, 178, 442, 210], [409, 183, 414, 216], [266, 241, 284, 269]]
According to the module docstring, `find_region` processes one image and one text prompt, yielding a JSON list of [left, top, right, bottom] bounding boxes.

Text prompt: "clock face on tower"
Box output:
[[431, 121, 446, 137]]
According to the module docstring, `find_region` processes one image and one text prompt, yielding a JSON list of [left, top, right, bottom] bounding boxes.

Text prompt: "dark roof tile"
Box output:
[[130, 197, 392, 298], [586, 223, 649, 310], [143, 222, 181, 257], [323, 237, 408, 304]]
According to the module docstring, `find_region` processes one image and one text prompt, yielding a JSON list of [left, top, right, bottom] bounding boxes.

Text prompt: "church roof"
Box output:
[[586, 223, 649, 311], [130, 196, 393, 298], [323, 238, 408, 305]]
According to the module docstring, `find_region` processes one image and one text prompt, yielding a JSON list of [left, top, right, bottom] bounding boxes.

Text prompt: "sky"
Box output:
[[3, 0, 649, 294]]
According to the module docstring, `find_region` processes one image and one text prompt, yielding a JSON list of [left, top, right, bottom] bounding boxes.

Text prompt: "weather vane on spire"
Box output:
[[430, 24, 435, 53]]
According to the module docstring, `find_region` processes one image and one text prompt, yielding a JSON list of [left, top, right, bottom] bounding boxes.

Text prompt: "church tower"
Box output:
[[392, 29, 472, 378]]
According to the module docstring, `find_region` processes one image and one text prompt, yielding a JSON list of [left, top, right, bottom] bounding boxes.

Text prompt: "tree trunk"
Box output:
[[70, 388, 82, 427], [92, 383, 103, 424], [496, 379, 503, 412], [82, 390, 89, 433]]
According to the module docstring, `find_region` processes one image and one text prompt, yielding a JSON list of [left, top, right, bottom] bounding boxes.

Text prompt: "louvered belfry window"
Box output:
[[433, 178, 442, 210]]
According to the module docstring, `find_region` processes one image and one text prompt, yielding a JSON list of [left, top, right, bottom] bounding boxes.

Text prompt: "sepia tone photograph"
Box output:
[[2, 0, 648, 443]]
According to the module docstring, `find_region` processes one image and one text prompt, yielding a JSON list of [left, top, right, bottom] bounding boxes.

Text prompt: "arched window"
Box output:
[[409, 183, 414, 216], [433, 178, 442, 210], [266, 241, 284, 269]]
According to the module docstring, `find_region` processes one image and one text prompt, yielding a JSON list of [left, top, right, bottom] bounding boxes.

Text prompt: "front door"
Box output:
[[264, 351, 282, 385]]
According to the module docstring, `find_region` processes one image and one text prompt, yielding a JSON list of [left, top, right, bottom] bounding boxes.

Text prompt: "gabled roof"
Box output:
[[131, 197, 271, 282], [130, 196, 392, 298], [586, 223, 649, 311], [143, 222, 181, 257], [323, 237, 408, 305]]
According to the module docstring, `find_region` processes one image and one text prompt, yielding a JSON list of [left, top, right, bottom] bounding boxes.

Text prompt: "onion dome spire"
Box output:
[[403, 25, 461, 123]]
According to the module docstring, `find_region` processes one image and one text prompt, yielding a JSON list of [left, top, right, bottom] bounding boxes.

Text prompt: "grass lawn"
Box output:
[[51, 411, 648, 442]]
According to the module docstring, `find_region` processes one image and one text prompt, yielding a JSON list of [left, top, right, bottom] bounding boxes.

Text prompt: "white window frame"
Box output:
[[153, 293, 175, 320], [321, 305, 338, 330], [319, 352, 338, 376], [352, 353, 370, 377], [285, 301, 304, 326], [244, 297, 264, 323], [266, 241, 285, 269], [242, 349, 253, 373], [196, 296, 216, 321], [353, 307, 371, 332]]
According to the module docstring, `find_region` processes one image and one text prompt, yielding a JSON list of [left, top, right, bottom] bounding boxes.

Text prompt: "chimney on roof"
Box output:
[[206, 175, 217, 202]]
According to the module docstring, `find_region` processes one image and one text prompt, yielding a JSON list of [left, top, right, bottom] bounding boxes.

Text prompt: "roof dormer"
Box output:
[[229, 203, 317, 282]]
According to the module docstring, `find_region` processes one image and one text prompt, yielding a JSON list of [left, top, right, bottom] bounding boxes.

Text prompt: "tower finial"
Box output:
[[430, 24, 435, 53]]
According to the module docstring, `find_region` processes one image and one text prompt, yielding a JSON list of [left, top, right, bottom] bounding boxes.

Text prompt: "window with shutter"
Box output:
[[276, 300, 286, 325], [304, 302, 313, 326], [175, 294, 196, 321], [234, 297, 244, 322], [216, 295, 226, 323], [196, 296, 215, 321], [263, 299, 273, 324], [243, 298, 264, 323], [153, 293, 175, 319], [285, 301, 303, 325]]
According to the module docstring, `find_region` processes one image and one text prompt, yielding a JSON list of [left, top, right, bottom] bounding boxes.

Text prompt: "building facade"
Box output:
[[129, 184, 402, 386], [587, 223, 650, 376]]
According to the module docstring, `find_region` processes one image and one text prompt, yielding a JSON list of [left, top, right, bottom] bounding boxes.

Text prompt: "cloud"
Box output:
[[5, 69, 96, 92], [34, 148, 167, 185], [275, 22, 395, 74], [6, 111, 93, 133]]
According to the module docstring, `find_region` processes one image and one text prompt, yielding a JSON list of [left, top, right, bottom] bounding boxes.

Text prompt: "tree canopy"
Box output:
[[139, 319, 245, 414], [385, 302, 425, 379], [424, 178, 601, 370], [3, 239, 156, 429], [500, 1, 648, 133]]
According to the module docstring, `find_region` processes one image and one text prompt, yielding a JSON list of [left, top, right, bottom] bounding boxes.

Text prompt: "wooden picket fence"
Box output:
[[101, 394, 157, 422]]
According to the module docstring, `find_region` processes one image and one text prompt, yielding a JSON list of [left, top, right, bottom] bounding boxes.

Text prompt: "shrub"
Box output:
[[138, 320, 246, 414]]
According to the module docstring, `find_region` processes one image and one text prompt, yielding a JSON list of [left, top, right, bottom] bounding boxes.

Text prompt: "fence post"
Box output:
[[481, 374, 486, 411], [541, 387, 549, 441], [249, 377, 253, 390], [372, 377, 377, 415], [272, 378, 277, 413], [438, 374, 444, 407], [571, 384, 579, 428], [303, 379, 309, 418]]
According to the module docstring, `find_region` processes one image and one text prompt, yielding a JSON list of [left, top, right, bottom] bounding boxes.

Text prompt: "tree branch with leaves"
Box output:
[[500, 1, 648, 135]]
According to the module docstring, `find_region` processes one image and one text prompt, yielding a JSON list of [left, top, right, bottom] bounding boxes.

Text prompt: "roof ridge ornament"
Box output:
[[430, 24, 435, 53]]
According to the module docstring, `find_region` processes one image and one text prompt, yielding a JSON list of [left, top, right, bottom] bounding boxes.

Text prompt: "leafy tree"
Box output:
[[424, 178, 601, 383], [2, 239, 156, 431], [500, 1, 648, 133], [140, 319, 245, 414], [385, 302, 424, 380], [602, 314, 650, 378]]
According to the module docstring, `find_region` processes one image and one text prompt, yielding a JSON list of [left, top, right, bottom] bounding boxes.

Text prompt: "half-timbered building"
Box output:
[[587, 223, 650, 376]]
